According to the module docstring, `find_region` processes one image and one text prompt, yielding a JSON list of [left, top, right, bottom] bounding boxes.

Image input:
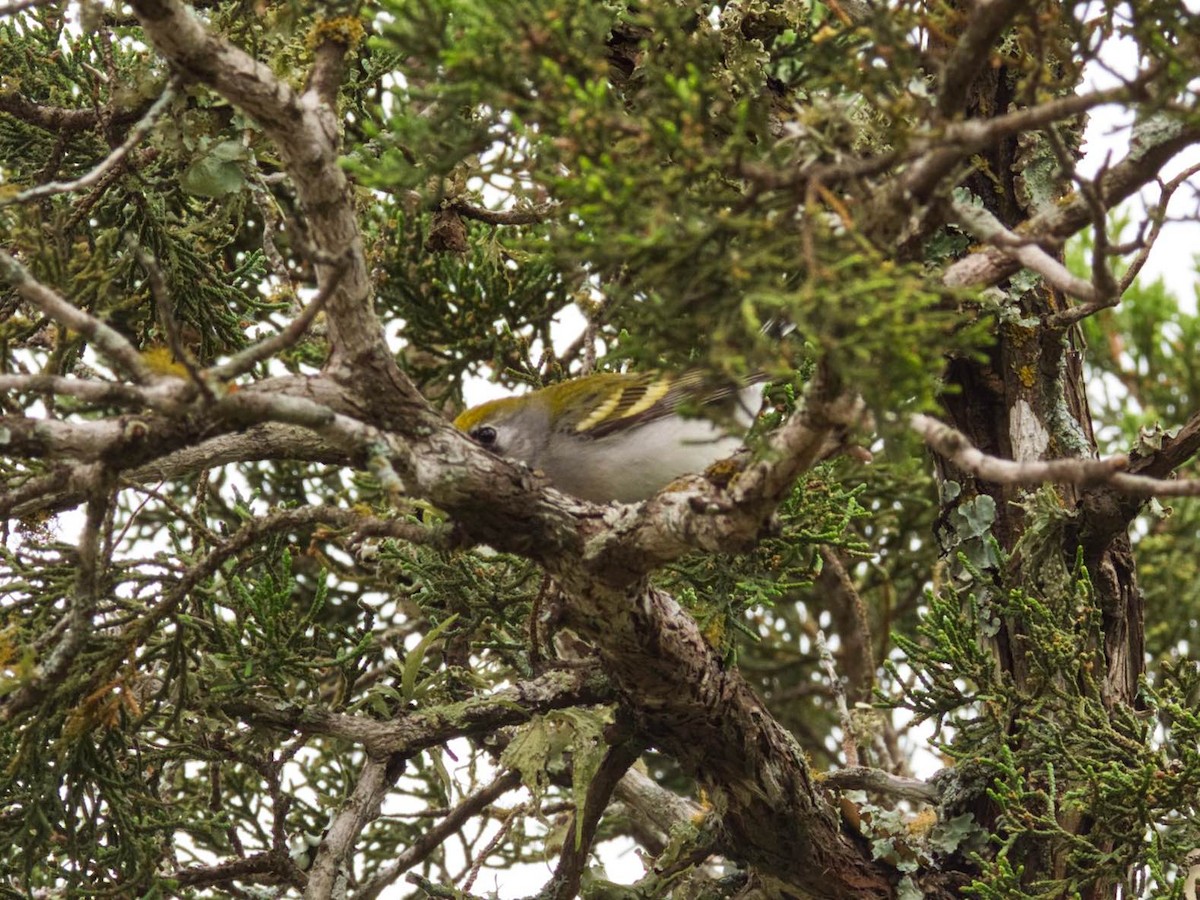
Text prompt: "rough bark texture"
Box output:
[[932, 8, 1146, 896]]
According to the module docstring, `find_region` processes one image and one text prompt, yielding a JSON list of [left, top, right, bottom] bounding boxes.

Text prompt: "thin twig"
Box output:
[[128, 505, 449, 649], [816, 630, 858, 767], [0, 249, 156, 384], [461, 801, 526, 893], [913, 413, 1200, 496], [1, 486, 111, 720], [1116, 160, 1200, 296], [208, 253, 349, 382], [248, 177, 294, 285], [357, 770, 522, 900], [0, 374, 158, 407], [449, 198, 561, 226], [818, 547, 875, 705], [132, 242, 213, 397], [948, 198, 1098, 302], [943, 121, 1200, 291], [822, 766, 940, 804], [0, 79, 180, 207], [541, 734, 645, 900]]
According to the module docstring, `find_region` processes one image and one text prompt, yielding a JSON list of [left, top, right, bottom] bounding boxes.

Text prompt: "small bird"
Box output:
[[454, 371, 763, 503]]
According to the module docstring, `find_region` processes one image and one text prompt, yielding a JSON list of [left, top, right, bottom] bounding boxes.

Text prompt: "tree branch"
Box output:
[[880, 79, 1149, 225], [173, 851, 303, 890], [948, 197, 1099, 302], [356, 770, 523, 900], [936, 0, 1026, 118], [0, 78, 180, 207], [448, 198, 562, 226], [612, 765, 705, 853], [817, 547, 875, 706], [1079, 409, 1200, 554], [822, 767, 940, 805], [0, 250, 157, 385], [0, 374, 164, 408], [223, 666, 613, 758], [943, 123, 1200, 291], [305, 757, 395, 900], [0, 89, 154, 132], [1, 489, 110, 720], [2, 423, 344, 519], [913, 413, 1200, 496], [129, 0, 385, 368], [541, 733, 646, 900]]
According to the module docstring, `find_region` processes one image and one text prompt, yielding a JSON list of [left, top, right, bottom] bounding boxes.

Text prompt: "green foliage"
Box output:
[[894, 517, 1200, 897], [354, 0, 982, 410], [1069, 230, 1200, 668], [369, 207, 578, 388], [664, 462, 868, 647], [2, 0, 1199, 896], [0, 12, 288, 365], [501, 706, 613, 849]]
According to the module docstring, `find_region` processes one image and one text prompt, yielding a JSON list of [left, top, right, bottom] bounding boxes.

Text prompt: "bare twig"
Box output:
[[822, 767, 940, 805], [208, 253, 349, 382], [818, 547, 875, 705], [0, 374, 160, 408], [1116, 160, 1200, 296], [449, 198, 561, 226], [816, 630, 859, 767], [132, 242, 212, 396], [357, 770, 523, 900], [1, 488, 110, 721], [936, 0, 1026, 117], [248, 177, 294, 284], [913, 413, 1200, 496], [902, 82, 1145, 206], [4, 421, 345, 519], [173, 852, 303, 889], [461, 801, 526, 893], [948, 198, 1098, 302], [304, 758, 394, 899], [0, 91, 160, 133], [542, 734, 645, 900], [0, 250, 156, 384], [0, 79, 179, 207], [944, 123, 1200, 291]]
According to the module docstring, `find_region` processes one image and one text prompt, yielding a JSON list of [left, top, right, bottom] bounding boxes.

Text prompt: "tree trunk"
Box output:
[[935, 22, 1145, 897]]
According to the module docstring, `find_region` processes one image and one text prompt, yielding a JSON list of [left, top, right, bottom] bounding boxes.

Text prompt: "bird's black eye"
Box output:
[[471, 425, 498, 448]]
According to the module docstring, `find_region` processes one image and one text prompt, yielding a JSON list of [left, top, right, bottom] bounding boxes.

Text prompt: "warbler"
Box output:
[[454, 371, 764, 503]]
